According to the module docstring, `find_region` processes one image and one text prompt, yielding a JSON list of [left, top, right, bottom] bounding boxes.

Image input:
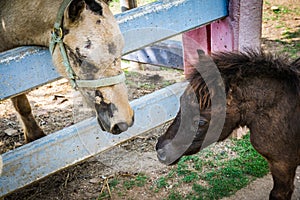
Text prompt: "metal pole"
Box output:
[[120, 0, 140, 69], [120, 0, 137, 12]]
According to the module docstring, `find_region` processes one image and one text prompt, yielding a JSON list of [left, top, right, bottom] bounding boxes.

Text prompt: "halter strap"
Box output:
[[49, 0, 72, 56], [76, 71, 126, 88], [54, 0, 73, 30], [49, 0, 126, 90]]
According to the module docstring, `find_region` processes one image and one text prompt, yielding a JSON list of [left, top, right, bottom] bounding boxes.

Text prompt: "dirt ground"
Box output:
[[1, 0, 300, 199]]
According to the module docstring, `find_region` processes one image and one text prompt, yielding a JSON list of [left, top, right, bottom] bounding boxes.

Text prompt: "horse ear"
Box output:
[[67, 0, 85, 23], [101, 0, 112, 4]]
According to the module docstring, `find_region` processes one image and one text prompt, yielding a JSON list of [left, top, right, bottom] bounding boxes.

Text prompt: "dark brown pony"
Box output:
[[156, 50, 300, 200], [0, 0, 134, 142]]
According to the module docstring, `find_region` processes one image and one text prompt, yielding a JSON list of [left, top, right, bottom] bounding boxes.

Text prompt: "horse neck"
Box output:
[[0, 0, 62, 52]]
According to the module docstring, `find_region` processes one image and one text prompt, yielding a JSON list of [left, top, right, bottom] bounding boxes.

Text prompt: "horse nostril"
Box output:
[[111, 122, 128, 134], [157, 148, 167, 162], [131, 115, 135, 125]]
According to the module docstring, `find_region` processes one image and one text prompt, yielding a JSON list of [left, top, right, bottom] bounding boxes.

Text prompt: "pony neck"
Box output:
[[229, 77, 286, 127]]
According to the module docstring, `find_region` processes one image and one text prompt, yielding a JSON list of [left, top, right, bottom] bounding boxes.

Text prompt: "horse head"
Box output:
[[51, 0, 134, 134]]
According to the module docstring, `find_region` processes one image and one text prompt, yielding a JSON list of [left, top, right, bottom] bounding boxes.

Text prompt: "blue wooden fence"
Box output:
[[0, 0, 227, 101], [0, 0, 228, 197]]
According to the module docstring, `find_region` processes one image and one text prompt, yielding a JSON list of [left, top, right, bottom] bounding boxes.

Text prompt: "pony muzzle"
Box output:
[[156, 141, 186, 165], [156, 147, 181, 166]]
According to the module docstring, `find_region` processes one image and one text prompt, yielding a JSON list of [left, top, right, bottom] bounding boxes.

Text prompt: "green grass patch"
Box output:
[[97, 192, 110, 200], [154, 134, 270, 200], [282, 30, 300, 40], [263, 2, 300, 23], [156, 176, 169, 189], [167, 191, 184, 200], [135, 174, 148, 187], [109, 178, 119, 188], [272, 6, 292, 14], [98, 135, 269, 200], [191, 134, 268, 199], [138, 82, 157, 89], [262, 1, 300, 59], [280, 41, 300, 59], [122, 173, 148, 190]]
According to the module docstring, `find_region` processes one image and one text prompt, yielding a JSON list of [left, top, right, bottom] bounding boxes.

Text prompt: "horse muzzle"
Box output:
[[96, 116, 133, 134], [95, 103, 134, 135], [93, 83, 134, 134]]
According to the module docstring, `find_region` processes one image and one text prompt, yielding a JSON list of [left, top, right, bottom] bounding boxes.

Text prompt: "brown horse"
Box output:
[[0, 0, 134, 142], [156, 50, 300, 200]]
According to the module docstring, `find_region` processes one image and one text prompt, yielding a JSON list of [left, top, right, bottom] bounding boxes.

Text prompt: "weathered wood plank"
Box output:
[[0, 81, 187, 197], [122, 40, 184, 69], [182, 0, 263, 75], [117, 0, 228, 55], [0, 0, 228, 100], [0, 47, 61, 100]]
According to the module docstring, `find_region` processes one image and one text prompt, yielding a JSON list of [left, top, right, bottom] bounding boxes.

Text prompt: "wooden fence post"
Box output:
[[120, 0, 141, 69], [183, 0, 263, 76]]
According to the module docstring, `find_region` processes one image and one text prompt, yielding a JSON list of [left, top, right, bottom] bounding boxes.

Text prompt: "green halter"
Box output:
[[49, 0, 125, 90]]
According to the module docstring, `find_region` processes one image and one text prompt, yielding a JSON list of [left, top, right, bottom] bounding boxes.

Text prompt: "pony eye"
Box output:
[[198, 120, 207, 127]]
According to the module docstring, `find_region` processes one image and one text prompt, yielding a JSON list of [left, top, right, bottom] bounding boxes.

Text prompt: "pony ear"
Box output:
[[67, 0, 85, 23], [197, 49, 205, 56]]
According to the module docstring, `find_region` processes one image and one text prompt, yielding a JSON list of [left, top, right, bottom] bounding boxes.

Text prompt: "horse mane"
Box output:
[[187, 49, 300, 109]]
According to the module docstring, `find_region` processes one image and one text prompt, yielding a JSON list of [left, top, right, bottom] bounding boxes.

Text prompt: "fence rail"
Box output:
[[0, 0, 228, 197], [0, 0, 228, 101]]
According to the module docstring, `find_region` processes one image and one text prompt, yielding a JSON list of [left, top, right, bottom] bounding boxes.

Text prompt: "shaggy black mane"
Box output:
[[187, 50, 300, 109]]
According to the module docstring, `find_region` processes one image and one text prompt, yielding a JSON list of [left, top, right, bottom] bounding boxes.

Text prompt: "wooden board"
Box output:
[[0, 82, 187, 197], [0, 0, 228, 100]]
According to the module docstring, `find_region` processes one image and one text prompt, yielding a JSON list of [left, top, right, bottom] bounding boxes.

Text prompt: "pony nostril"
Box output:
[[157, 148, 166, 162], [111, 122, 128, 134]]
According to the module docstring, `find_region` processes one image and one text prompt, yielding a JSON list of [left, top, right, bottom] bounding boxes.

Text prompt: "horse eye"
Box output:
[[198, 120, 207, 127]]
